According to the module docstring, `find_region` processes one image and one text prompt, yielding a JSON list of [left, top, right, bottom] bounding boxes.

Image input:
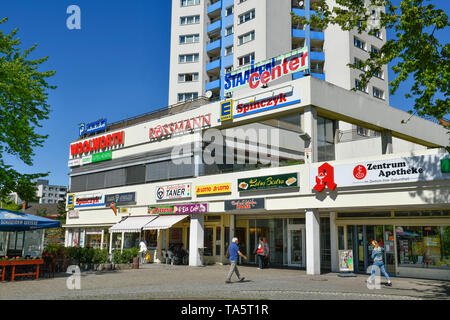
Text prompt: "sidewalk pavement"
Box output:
[[0, 263, 449, 300]]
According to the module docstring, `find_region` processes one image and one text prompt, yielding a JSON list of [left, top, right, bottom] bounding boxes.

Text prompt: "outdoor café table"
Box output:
[[0, 259, 44, 281]]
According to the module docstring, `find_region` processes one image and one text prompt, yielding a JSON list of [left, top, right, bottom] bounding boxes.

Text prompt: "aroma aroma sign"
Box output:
[[70, 131, 124, 157], [149, 114, 211, 139]]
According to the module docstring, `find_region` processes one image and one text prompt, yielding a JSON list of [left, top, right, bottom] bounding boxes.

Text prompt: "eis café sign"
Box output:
[[224, 47, 308, 94]]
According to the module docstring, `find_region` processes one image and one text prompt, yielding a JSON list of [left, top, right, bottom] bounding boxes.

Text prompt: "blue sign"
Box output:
[[79, 119, 107, 136], [220, 100, 233, 122]]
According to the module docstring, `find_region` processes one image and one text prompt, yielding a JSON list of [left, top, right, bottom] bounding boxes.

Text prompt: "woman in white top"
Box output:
[[139, 240, 148, 264]]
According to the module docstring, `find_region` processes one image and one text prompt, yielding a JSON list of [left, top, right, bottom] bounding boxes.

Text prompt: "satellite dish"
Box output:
[[205, 91, 213, 99]]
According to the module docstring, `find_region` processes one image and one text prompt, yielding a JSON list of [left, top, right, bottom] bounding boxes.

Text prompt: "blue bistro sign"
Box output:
[[79, 119, 107, 137]]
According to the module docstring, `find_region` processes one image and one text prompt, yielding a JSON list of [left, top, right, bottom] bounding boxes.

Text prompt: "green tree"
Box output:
[[0, 17, 56, 201], [292, 0, 449, 125]]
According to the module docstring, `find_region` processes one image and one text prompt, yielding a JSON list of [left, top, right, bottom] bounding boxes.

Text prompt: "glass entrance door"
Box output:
[[287, 225, 305, 267]]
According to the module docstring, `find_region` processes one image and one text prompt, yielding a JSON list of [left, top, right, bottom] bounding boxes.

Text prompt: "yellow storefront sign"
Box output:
[[196, 183, 231, 195]]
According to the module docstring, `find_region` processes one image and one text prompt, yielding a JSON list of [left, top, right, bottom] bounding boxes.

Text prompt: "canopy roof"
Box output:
[[109, 216, 158, 233], [143, 215, 188, 230], [0, 209, 61, 232]]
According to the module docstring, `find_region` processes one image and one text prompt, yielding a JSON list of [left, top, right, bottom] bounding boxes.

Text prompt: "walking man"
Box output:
[[139, 239, 148, 264], [226, 237, 247, 283]]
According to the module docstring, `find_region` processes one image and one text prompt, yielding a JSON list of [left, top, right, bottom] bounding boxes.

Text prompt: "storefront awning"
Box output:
[[109, 216, 158, 233], [142, 215, 189, 230]]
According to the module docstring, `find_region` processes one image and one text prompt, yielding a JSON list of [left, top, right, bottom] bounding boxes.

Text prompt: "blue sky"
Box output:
[[1, 0, 448, 187]]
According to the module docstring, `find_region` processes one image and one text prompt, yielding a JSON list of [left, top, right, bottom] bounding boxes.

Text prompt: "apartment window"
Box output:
[[179, 53, 199, 63], [238, 52, 254, 66], [354, 57, 365, 71], [178, 92, 198, 102], [354, 37, 366, 50], [373, 87, 384, 99], [225, 6, 233, 16], [180, 15, 200, 25], [181, 0, 200, 7], [238, 30, 255, 45], [225, 66, 233, 73], [355, 79, 368, 93], [357, 126, 369, 136], [374, 69, 383, 79], [239, 0, 247, 3], [372, 29, 382, 39], [178, 73, 199, 82], [225, 45, 233, 56], [371, 46, 379, 54], [180, 34, 200, 44], [225, 26, 233, 36], [239, 9, 255, 24]]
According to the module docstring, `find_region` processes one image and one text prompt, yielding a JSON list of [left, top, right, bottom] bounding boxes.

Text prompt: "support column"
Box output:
[[329, 212, 338, 272], [189, 214, 205, 267], [120, 232, 124, 252], [303, 106, 318, 163], [306, 209, 321, 275], [100, 230, 104, 250], [154, 229, 163, 263], [64, 229, 69, 247], [229, 214, 235, 242], [109, 232, 113, 254], [381, 130, 393, 154]]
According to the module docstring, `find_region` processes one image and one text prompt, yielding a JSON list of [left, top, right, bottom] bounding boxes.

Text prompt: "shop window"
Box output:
[[394, 210, 450, 217], [169, 228, 183, 245], [204, 228, 214, 256], [337, 212, 391, 218], [317, 116, 336, 162], [396, 226, 450, 269], [144, 230, 158, 248], [126, 165, 146, 185], [123, 233, 139, 250], [206, 215, 221, 222], [338, 226, 345, 250], [216, 227, 221, 256]]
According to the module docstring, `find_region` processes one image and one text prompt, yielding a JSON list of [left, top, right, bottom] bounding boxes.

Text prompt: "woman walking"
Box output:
[[368, 240, 392, 287], [256, 237, 265, 269]]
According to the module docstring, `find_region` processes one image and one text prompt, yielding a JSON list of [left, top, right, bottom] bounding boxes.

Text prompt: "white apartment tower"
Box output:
[[168, 0, 389, 105]]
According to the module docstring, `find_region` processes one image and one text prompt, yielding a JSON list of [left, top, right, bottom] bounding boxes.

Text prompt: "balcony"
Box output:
[[207, 19, 221, 34], [311, 30, 324, 40], [206, 57, 221, 72], [310, 50, 325, 61], [206, 38, 221, 53], [222, 53, 233, 69], [292, 28, 306, 39], [208, 0, 222, 15], [206, 78, 220, 91]]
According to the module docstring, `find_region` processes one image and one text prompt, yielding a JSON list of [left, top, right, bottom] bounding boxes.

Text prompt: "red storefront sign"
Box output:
[[149, 114, 211, 139], [313, 162, 337, 192], [70, 131, 124, 156]]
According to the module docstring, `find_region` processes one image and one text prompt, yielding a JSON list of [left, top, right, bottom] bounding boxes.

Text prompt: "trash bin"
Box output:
[[132, 257, 139, 269]]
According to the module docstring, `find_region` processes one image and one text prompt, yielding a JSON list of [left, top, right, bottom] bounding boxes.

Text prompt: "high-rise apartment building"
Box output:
[[168, 0, 389, 105]]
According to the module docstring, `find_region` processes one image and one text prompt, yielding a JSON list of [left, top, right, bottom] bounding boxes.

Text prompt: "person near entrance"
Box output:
[[368, 240, 392, 287], [139, 239, 148, 264], [257, 237, 266, 269], [226, 237, 247, 283], [263, 237, 270, 268]]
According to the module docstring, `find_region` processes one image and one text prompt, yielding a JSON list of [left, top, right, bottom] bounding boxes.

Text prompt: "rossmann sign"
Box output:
[[70, 131, 124, 157], [149, 113, 211, 140], [224, 47, 308, 94], [310, 154, 450, 191]]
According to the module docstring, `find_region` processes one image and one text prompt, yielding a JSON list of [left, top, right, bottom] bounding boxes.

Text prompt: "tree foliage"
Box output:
[[293, 0, 449, 124], [0, 17, 56, 201]]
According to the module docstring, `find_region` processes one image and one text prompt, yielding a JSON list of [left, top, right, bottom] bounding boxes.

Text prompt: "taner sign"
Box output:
[[224, 47, 308, 94], [156, 183, 192, 201]]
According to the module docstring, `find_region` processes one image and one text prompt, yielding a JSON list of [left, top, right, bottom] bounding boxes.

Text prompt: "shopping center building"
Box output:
[[64, 74, 450, 280]]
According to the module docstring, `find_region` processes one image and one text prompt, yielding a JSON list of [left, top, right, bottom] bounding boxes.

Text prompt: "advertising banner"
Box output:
[[105, 192, 136, 207], [156, 183, 192, 201], [224, 198, 265, 211], [238, 173, 298, 192], [196, 183, 231, 195], [224, 47, 308, 94], [173, 203, 208, 214], [74, 193, 105, 207], [310, 154, 450, 190], [67, 194, 75, 210], [338, 250, 354, 272], [219, 88, 301, 122], [67, 210, 79, 219]]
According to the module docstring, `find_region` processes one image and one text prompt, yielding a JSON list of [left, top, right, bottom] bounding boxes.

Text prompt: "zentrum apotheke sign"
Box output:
[[220, 88, 301, 122], [70, 131, 124, 157], [149, 114, 211, 140], [310, 154, 450, 190], [224, 47, 308, 94]]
